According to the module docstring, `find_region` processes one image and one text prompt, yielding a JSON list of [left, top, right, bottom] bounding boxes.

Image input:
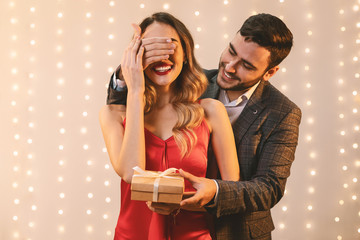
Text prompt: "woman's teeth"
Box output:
[[154, 66, 172, 72]]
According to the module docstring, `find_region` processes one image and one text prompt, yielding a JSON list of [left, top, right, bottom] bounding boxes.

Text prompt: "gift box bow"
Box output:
[[132, 166, 183, 202]]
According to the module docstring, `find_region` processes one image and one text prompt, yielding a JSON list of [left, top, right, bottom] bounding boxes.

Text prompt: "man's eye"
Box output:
[[243, 63, 252, 70], [228, 49, 236, 56]]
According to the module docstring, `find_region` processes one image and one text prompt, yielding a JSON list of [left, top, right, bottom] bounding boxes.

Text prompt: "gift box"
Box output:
[[130, 167, 184, 204]]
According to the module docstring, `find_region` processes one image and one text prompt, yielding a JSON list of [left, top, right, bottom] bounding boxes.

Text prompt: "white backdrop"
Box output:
[[1, 0, 359, 239]]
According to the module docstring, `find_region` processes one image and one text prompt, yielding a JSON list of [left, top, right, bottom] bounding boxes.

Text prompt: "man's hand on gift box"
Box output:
[[179, 169, 217, 208]]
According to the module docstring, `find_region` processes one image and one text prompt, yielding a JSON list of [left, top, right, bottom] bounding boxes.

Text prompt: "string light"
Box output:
[[279, 223, 285, 229], [4, 1, 359, 239]]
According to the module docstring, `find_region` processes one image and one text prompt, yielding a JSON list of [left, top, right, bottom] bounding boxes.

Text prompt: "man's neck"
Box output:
[[226, 90, 248, 102], [225, 80, 262, 102]]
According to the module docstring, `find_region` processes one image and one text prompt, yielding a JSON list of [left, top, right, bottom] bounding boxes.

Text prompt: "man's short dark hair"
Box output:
[[239, 13, 293, 71]]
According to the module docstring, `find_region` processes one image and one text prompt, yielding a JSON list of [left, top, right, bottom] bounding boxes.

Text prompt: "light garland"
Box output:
[[3, 0, 359, 239]]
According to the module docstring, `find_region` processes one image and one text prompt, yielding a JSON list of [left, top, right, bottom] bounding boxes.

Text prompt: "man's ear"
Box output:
[[263, 66, 279, 81]]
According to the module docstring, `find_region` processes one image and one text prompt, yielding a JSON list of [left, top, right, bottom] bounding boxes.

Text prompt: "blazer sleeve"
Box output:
[[209, 106, 302, 218], [106, 65, 127, 105]]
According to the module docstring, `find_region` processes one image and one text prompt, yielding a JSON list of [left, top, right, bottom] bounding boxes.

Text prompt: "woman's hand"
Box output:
[[130, 23, 175, 70], [141, 37, 175, 69], [146, 202, 180, 215], [121, 25, 145, 93]]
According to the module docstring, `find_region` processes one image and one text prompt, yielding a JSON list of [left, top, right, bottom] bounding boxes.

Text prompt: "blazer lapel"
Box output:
[[232, 80, 267, 143], [202, 70, 221, 99]]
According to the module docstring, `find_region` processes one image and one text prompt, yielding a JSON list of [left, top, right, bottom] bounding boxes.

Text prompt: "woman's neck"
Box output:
[[153, 85, 174, 108]]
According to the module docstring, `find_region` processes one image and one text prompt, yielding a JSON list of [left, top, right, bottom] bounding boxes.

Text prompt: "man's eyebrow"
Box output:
[[242, 59, 257, 70], [230, 42, 257, 70], [229, 43, 237, 55], [171, 38, 178, 42]]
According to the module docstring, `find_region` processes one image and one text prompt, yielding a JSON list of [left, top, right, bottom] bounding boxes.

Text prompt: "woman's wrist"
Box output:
[[127, 88, 145, 98]]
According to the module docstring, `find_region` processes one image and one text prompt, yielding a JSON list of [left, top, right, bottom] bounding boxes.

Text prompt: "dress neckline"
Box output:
[[123, 118, 209, 143], [122, 118, 175, 142], [144, 127, 175, 142]]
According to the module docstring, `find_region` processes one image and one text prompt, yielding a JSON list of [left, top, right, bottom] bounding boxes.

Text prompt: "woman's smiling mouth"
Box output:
[[153, 63, 173, 75]]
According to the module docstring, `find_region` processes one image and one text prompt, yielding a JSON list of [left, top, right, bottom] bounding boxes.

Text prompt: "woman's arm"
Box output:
[[99, 34, 146, 183], [201, 98, 240, 181]]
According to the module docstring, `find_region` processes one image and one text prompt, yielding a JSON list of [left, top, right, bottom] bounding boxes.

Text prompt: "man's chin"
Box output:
[[217, 77, 239, 90]]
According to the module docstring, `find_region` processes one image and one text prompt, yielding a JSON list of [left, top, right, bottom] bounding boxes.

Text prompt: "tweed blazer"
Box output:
[[201, 69, 301, 240], [106, 69, 302, 240]]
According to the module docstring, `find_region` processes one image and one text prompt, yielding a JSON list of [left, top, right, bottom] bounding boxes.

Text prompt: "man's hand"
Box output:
[[179, 169, 217, 208], [146, 202, 180, 215]]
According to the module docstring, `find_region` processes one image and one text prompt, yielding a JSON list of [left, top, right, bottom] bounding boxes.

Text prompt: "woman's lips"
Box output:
[[153, 63, 172, 75]]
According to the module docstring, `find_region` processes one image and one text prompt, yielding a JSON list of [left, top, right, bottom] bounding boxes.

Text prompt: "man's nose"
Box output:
[[225, 61, 236, 73]]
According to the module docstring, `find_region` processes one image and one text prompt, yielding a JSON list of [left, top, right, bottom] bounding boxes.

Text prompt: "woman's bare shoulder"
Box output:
[[200, 98, 227, 133], [200, 98, 226, 116], [99, 104, 126, 123]]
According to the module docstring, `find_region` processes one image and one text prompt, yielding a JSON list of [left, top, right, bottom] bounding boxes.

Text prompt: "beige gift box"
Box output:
[[130, 167, 184, 204]]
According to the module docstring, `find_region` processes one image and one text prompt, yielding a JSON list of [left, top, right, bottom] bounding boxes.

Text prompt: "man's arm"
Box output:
[[181, 106, 302, 218], [107, 65, 128, 105]]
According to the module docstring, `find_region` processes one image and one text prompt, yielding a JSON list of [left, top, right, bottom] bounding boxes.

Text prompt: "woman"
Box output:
[[99, 12, 239, 240]]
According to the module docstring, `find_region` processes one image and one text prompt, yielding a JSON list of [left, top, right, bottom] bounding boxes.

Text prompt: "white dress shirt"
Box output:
[[218, 81, 260, 125]]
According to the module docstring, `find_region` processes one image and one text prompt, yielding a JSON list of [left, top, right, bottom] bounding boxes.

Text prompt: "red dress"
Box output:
[[114, 119, 213, 240]]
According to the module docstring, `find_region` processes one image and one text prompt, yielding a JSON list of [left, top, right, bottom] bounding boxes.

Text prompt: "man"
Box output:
[[107, 13, 301, 240]]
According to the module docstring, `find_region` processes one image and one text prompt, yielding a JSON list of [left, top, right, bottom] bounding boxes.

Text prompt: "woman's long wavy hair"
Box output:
[[139, 12, 208, 158]]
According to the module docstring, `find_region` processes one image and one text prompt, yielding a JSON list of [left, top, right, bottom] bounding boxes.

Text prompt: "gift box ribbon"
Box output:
[[133, 166, 179, 202]]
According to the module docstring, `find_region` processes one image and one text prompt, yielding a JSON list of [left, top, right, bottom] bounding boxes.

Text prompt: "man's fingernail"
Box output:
[[166, 39, 172, 42]]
